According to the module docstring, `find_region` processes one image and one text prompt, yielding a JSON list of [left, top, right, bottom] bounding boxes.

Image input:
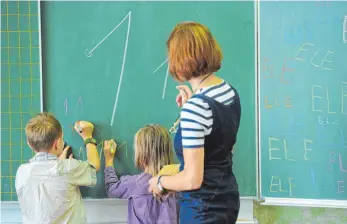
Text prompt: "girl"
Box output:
[[103, 124, 178, 224]]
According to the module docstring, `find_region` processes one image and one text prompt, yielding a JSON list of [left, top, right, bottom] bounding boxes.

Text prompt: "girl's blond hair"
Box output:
[[134, 124, 173, 176]]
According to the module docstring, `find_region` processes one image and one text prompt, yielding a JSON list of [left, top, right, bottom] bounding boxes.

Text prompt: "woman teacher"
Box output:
[[148, 22, 241, 224]]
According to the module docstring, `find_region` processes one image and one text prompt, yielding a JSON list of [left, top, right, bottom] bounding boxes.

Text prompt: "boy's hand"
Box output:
[[104, 139, 117, 167], [58, 146, 73, 160], [74, 121, 94, 140]]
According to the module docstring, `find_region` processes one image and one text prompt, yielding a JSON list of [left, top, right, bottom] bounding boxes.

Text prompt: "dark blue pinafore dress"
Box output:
[[174, 91, 241, 224]]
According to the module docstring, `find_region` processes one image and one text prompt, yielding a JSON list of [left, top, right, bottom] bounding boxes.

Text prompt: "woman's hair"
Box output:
[[167, 21, 223, 81], [134, 124, 173, 176]]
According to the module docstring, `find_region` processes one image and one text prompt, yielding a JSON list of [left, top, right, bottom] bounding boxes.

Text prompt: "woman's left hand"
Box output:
[[148, 176, 163, 200]]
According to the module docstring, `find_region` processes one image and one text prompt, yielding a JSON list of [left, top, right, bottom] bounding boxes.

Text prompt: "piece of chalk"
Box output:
[[76, 123, 83, 133], [110, 142, 115, 153]]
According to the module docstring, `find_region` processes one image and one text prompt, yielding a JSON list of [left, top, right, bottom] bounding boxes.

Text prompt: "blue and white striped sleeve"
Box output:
[[180, 98, 213, 149]]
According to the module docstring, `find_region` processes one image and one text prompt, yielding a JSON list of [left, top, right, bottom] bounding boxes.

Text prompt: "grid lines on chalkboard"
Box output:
[[0, 0, 41, 201]]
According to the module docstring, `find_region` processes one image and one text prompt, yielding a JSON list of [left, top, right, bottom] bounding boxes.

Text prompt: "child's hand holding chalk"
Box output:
[[74, 121, 94, 140], [110, 141, 115, 154], [103, 139, 117, 167]]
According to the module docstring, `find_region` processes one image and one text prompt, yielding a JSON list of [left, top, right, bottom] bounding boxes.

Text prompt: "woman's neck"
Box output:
[[189, 73, 223, 92], [189, 74, 212, 92]]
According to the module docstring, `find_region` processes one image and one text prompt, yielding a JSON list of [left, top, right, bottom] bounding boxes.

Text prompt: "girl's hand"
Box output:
[[104, 139, 117, 167], [176, 85, 193, 107], [74, 121, 94, 140]]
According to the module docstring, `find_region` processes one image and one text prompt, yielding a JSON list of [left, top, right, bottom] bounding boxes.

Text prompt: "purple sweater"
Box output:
[[104, 167, 178, 224]]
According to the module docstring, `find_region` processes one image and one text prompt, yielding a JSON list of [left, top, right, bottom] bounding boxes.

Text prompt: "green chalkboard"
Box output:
[[260, 1, 347, 200], [42, 1, 256, 198], [1, 0, 41, 201]]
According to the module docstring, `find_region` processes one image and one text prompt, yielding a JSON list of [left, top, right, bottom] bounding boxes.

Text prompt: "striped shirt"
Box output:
[[180, 81, 236, 148]]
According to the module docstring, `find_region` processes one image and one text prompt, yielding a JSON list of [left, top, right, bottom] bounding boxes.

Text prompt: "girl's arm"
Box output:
[[105, 165, 132, 199], [104, 140, 132, 199]]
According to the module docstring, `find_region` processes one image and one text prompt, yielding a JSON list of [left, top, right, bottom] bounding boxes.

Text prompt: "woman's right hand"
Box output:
[[176, 85, 193, 107], [104, 139, 117, 167]]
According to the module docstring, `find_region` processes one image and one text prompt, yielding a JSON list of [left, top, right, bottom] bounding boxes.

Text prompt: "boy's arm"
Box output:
[[66, 159, 97, 187], [104, 165, 132, 199], [85, 141, 100, 172], [74, 121, 100, 171], [63, 120, 100, 187]]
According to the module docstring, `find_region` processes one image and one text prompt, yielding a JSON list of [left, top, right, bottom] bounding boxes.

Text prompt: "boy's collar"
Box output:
[[29, 152, 58, 162]]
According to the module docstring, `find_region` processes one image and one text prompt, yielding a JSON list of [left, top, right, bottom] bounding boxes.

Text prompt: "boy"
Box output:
[[15, 112, 100, 223]]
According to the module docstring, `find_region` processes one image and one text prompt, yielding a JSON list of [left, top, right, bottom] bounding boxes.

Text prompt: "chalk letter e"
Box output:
[[311, 85, 323, 112], [337, 181, 345, 194], [295, 43, 314, 61], [269, 137, 281, 160]]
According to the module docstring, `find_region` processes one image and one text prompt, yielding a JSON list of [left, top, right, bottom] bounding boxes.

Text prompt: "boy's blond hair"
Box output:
[[25, 112, 62, 152], [134, 124, 173, 176]]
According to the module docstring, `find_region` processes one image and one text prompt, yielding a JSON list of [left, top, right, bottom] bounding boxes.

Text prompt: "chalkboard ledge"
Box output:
[[261, 197, 347, 208], [1, 198, 257, 223]]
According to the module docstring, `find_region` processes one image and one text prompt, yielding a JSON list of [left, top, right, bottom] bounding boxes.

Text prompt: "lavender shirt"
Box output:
[[105, 167, 178, 224]]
